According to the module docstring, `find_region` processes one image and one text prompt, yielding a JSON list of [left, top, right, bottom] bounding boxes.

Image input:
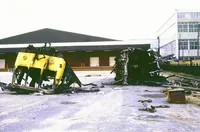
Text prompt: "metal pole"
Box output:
[[182, 41, 184, 59], [197, 24, 200, 58], [178, 34, 181, 60], [157, 36, 160, 56]]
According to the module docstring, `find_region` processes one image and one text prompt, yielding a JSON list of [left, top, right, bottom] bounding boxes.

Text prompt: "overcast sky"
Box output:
[[0, 0, 200, 40]]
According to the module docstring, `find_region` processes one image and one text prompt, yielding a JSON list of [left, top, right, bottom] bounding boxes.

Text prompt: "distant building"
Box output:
[[157, 10, 200, 59], [0, 28, 150, 71]]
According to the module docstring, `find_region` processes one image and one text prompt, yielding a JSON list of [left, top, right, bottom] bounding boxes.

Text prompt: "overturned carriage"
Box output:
[[112, 48, 165, 85], [11, 43, 81, 93]]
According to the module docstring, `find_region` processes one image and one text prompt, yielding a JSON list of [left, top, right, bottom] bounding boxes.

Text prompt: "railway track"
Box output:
[[161, 71, 200, 92]]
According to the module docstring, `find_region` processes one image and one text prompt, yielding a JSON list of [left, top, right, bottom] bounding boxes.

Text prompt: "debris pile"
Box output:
[[112, 48, 166, 85], [138, 99, 170, 113]]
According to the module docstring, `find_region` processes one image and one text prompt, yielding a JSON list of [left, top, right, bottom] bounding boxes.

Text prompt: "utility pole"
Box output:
[[178, 34, 181, 60], [197, 23, 200, 58], [157, 36, 160, 55]]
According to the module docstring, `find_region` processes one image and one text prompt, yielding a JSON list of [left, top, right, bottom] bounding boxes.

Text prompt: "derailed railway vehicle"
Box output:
[[161, 59, 200, 76], [11, 43, 82, 94], [112, 48, 166, 85]]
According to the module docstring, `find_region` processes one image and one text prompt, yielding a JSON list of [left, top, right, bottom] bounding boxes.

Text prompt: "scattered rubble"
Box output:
[[85, 74, 101, 77], [138, 99, 152, 103], [138, 99, 170, 113], [151, 105, 170, 108], [0, 82, 7, 92], [33, 91, 44, 96], [74, 87, 100, 93], [139, 106, 157, 113], [186, 96, 200, 106]]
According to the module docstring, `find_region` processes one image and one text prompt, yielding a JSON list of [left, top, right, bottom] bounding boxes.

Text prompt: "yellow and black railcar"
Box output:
[[11, 44, 81, 93], [161, 59, 200, 76]]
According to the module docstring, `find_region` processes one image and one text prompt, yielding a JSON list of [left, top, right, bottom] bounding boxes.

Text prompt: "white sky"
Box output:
[[0, 0, 200, 40]]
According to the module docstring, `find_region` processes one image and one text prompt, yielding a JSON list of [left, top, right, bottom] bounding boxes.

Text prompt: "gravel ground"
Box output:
[[1, 71, 200, 132]]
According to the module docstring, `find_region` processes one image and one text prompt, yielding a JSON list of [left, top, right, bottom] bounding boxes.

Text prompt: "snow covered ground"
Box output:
[[1, 71, 200, 132]]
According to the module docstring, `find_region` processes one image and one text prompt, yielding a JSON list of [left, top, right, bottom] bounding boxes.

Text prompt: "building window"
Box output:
[[189, 22, 199, 32], [177, 12, 185, 19], [178, 22, 200, 32], [179, 39, 188, 50], [185, 13, 191, 19], [189, 39, 198, 49], [191, 12, 200, 19], [191, 12, 197, 19], [178, 12, 200, 19], [178, 22, 188, 32]]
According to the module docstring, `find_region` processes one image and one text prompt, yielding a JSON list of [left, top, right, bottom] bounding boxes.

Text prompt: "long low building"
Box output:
[[0, 28, 150, 71]]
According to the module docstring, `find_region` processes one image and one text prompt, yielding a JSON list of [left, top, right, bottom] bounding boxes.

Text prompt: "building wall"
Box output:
[[157, 12, 178, 57], [4, 51, 120, 70], [0, 54, 6, 70], [177, 12, 200, 59], [158, 11, 200, 59], [64, 51, 119, 67], [160, 40, 176, 57], [5, 53, 17, 68]]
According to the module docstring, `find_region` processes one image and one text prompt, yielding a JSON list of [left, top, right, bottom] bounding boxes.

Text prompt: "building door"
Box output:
[[0, 59, 5, 69], [109, 56, 115, 66], [90, 57, 99, 67]]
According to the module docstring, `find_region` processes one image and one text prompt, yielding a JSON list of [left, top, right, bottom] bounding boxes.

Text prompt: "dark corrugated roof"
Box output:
[[56, 44, 150, 51], [0, 28, 116, 44], [0, 44, 150, 53]]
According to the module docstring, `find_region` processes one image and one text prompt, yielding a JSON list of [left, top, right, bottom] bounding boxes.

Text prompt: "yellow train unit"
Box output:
[[162, 59, 200, 76], [11, 43, 81, 93]]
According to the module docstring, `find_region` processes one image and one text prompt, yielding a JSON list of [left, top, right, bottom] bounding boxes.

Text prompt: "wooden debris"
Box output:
[[162, 85, 200, 92], [85, 75, 101, 77], [138, 99, 152, 103], [139, 106, 157, 113], [151, 105, 170, 108], [74, 87, 100, 93]]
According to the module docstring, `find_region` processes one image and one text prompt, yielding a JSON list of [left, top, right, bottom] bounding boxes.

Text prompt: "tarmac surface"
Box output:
[[1, 71, 200, 132]]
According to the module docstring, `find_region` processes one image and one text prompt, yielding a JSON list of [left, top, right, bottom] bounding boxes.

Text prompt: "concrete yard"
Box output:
[[1, 71, 200, 132]]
